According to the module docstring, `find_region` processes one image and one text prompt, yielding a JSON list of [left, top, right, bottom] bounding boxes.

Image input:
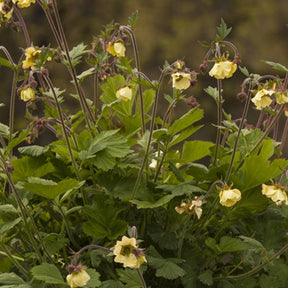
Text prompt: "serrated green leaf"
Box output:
[[31, 263, 64, 284], [0, 123, 10, 139], [204, 86, 219, 102], [168, 108, 203, 137], [219, 236, 247, 252], [18, 145, 49, 156], [86, 268, 101, 288], [11, 156, 55, 183], [0, 273, 29, 286], [198, 270, 213, 286], [181, 140, 214, 164], [76, 67, 96, 83], [117, 269, 142, 288], [130, 194, 176, 209], [6, 130, 30, 153], [216, 18, 232, 41], [100, 280, 124, 288], [128, 10, 138, 28], [24, 177, 83, 199], [265, 61, 288, 73]]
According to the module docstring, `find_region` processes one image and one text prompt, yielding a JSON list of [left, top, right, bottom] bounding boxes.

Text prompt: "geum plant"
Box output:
[[0, 0, 288, 287]]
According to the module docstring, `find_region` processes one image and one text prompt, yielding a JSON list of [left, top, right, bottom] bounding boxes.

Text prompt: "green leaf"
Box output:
[[130, 194, 176, 209], [11, 156, 55, 183], [117, 269, 143, 288], [198, 270, 213, 286], [86, 268, 101, 288], [18, 145, 49, 157], [168, 108, 203, 137], [65, 42, 88, 66], [31, 263, 65, 284], [265, 61, 288, 73], [216, 18, 232, 41], [218, 236, 247, 252], [148, 254, 186, 280], [204, 86, 219, 102], [128, 10, 138, 28], [0, 57, 17, 70], [0, 273, 30, 287], [76, 67, 96, 83], [181, 140, 214, 164], [100, 280, 124, 288], [24, 177, 84, 199], [0, 123, 10, 139], [6, 130, 30, 153]]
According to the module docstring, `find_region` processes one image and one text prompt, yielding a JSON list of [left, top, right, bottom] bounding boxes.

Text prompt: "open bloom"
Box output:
[[175, 197, 203, 219], [22, 46, 41, 69], [262, 184, 288, 205], [106, 41, 126, 57], [20, 87, 35, 101], [0, 1, 13, 22], [12, 0, 36, 8], [209, 60, 237, 79], [251, 89, 274, 110], [66, 269, 90, 288], [113, 236, 147, 268], [219, 187, 241, 207], [171, 72, 191, 90], [116, 85, 132, 101]]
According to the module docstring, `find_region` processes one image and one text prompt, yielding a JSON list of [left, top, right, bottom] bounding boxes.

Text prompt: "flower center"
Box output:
[[121, 245, 134, 256]]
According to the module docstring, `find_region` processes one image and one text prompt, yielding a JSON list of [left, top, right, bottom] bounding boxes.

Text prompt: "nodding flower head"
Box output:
[[113, 236, 147, 269], [106, 40, 126, 57], [219, 185, 241, 207], [66, 264, 90, 288], [209, 59, 237, 79]]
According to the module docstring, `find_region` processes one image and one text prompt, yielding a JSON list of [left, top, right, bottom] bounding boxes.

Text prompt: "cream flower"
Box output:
[[20, 87, 35, 101], [12, 0, 36, 8], [262, 184, 288, 205], [251, 89, 274, 110], [175, 197, 203, 219], [171, 72, 191, 90], [275, 92, 288, 104], [66, 269, 90, 288], [219, 187, 241, 207], [106, 41, 126, 57], [116, 85, 132, 101], [149, 151, 163, 169], [209, 60, 237, 79], [0, 1, 13, 21], [113, 236, 147, 269], [22, 46, 41, 69]]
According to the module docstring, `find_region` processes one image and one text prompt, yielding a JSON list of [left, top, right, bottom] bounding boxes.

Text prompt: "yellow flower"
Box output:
[[22, 46, 41, 69], [12, 0, 36, 8], [219, 187, 241, 207], [251, 89, 274, 110], [171, 72, 191, 90], [0, 1, 13, 21], [116, 85, 132, 101], [175, 197, 203, 219], [149, 151, 163, 169], [262, 184, 288, 205], [275, 92, 288, 104], [113, 236, 147, 269], [106, 41, 126, 57], [209, 60, 237, 79], [66, 269, 90, 288], [20, 87, 35, 101]]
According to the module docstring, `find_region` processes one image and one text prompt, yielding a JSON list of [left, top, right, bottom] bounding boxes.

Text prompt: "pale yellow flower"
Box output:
[[116, 85, 132, 101], [0, 1, 13, 21], [275, 92, 288, 104], [66, 269, 90, 288], [251, 89, 274, 110], [20, 87, 35, 102], [22, 46, 41, 69], [209, 60, 237, 79], [106, 41, 126, 57], [219, 187, 241, 207], [149, 151, 163, 169], [113, 236, 147, 269], [175, 197, 203, 219], [262, 184, 288, 205], [12, 0, 36, 8], [171, 72, 191, 90]]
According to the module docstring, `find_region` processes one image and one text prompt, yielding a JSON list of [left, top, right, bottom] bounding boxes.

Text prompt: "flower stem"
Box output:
[[136, 268, 147, 288], [225, 87, 252, 182], [120, 26, 145, 134], [131, 69, 169, 199]]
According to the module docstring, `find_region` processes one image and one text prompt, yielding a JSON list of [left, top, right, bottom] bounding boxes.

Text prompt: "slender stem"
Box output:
[[215, 242, 288, 281], [13, 7, 31, 47], [131, 69, 169, 199], [280, 117, 288, 152], [50, 0, 95, 127], [136, 268, 147, 288], [120, 26, 145, 134], [75, 244, 113, 255], [0, 244, 28, 278], [213, 79, 223, 165], [225, 87, 252, 182]]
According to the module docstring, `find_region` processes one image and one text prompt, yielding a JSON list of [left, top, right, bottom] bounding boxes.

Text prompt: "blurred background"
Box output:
[[0, 0, 287, 145]]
